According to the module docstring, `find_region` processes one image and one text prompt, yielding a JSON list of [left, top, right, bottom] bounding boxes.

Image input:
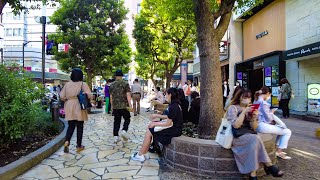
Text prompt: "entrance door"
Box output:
[[249, 69, 264, 96]]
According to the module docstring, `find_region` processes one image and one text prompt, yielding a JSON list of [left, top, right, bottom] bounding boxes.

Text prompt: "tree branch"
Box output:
[[215, 11, 232, 41]]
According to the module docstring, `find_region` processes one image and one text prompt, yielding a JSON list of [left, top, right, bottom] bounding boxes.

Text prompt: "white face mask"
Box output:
[[241, 99, 250, 105], [224, 82, 227, 85], [266, 96, 271, 101], [236, 83, 240, 86]]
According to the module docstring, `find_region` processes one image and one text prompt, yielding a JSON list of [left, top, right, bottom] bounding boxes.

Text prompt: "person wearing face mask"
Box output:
[[227, 88, 284, 180], [253, 86, 292, 160], [222, 80, 230, 107]]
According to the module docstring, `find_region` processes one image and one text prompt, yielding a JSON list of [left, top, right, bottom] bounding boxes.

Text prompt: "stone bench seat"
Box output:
[[163, 134, 276, 178]]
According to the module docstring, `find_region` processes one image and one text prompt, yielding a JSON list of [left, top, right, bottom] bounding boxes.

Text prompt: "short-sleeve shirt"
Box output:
[[167, 101, 183, 134], [109, 79, 131, 109]]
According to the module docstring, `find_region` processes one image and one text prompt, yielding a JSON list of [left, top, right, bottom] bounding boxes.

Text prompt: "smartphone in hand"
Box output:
[[250, 104, 260, 113]]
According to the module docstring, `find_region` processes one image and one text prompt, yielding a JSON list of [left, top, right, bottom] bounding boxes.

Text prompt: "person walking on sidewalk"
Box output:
[[109, 69, 133, 143], [104, 79, 112, 114], [131, 79, 143, 116], [280, 78, 292, 119], [60, 68, 92, 153]]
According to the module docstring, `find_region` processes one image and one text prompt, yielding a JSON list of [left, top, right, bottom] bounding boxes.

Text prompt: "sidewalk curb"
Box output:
[[275, 112, 320, 123], [0, 118, 67, 180]]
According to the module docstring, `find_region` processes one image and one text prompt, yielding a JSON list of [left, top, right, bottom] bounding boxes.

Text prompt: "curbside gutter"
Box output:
[[0, 118, 67, 180]]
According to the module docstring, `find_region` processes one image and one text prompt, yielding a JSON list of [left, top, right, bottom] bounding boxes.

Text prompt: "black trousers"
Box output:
[[223, 96, 227, 107], [113, 109, 131, 136], [281, 99, 290, 118], [66, 120, 84, 147]]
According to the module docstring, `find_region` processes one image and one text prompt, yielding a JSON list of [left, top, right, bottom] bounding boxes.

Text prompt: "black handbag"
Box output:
[[232, 125, 257, 138], [77, 82, 91, 110]]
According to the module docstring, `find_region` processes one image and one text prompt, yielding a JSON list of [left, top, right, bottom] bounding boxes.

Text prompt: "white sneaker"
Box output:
[[114, 136, 120, 143], [120, 130, 129, 141], [131, 152, 145, 162]]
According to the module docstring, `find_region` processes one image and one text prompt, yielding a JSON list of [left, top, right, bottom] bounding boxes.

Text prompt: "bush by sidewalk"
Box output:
[[0, 65, 51, 144]]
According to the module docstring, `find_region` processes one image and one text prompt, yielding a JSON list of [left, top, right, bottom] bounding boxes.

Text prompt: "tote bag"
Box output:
[[215, 106, 237, 149], [77, 82, 91, 110]]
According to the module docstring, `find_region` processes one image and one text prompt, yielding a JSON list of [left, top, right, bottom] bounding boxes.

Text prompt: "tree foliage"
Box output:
[[133, 0, 196, 88], [152, 0, 263, 138], [50, 0, 131, 87]]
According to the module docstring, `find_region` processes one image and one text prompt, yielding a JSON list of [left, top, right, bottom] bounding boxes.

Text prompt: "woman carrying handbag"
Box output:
[[60, 68, 92, 153], [226, 88, 284, 180]]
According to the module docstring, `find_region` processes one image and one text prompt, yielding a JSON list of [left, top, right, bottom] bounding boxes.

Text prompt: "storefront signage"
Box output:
[[308, 84, 320, 99], [256, 30, 268, 39], [284, 41, 320, 60]]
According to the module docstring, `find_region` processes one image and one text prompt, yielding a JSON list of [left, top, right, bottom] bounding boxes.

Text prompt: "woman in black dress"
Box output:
[[131, 88, 183, 162]]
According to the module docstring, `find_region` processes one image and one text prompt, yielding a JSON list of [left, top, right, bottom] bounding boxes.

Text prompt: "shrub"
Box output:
[[27, 111, 62, 137], [0, 65, 45, 143]]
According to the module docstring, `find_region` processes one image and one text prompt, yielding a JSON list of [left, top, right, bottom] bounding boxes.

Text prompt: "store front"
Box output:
[[236, 51, 286, 107], [284, 41, 320, 114], [235, 0, 285, 107]]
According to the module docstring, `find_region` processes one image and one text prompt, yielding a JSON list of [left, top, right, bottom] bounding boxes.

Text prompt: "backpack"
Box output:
[[186, 86, 191, 96]]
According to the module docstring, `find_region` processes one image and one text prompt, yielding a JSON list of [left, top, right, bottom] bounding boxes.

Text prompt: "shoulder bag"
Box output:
[[77, 82, 91, 110], [215, 105, 237, 149]]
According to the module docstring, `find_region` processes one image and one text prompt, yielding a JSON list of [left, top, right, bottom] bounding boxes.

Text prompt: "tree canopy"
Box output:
[[133, 0, 196, 88], [50, 0, 131, 87]]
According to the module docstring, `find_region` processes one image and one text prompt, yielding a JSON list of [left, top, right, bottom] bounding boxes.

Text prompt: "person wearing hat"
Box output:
[[109, 69, 133, 143]]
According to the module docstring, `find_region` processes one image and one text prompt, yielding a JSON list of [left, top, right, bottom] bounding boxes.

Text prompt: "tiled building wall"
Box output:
[[286, 0, 320, 112]]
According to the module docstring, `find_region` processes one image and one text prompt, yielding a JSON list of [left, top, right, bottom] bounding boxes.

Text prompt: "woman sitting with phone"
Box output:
[[254, 86, 292, 160], [227, 88, 283, 180]]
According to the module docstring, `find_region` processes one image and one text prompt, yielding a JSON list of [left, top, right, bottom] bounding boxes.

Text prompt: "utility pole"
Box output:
[[41, 16, 46, 86], [22, 41, 30, 69]]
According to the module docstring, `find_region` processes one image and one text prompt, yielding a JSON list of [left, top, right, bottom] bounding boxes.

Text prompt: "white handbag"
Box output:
[[215, 106, 237, 149], [154, 120, 173, 132]]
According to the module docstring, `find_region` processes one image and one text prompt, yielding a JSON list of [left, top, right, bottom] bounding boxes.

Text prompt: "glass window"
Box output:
[[6, 12, 13, 21], [5, 28, 13, 36], [13, 14, 21, 20], [13, 28, 22, 36]]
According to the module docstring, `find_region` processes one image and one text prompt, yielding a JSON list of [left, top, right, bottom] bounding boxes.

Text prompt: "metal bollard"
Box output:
[[52, 102, 60, 121]]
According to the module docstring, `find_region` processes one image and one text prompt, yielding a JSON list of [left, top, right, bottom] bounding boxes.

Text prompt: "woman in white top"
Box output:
[[254, 86, 292, 160]]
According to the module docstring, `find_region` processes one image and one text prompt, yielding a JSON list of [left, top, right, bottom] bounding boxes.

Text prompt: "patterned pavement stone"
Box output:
[[16, 108, 160, 180]]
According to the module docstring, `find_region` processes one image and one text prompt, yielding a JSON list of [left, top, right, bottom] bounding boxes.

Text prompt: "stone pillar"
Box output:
[[228, 18, 243, 93], [181, 60, 188, 84]]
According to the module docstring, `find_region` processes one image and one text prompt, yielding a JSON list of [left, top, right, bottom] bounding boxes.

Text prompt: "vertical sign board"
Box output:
[[307, 84, 320, 113]]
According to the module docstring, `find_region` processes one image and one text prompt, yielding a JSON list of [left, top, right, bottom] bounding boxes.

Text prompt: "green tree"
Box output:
[[156, 0, 263, 139], [133, 0, 196, 88], [50, 0, 131, 88]]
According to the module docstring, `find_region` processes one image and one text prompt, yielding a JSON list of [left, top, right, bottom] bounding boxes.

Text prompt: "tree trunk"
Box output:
[[86, 68, 93, 90], [194, 0, 224, 139], [166, 74, 172, 89], [0, 1, 7, 15], [151, 79, 157, 89]]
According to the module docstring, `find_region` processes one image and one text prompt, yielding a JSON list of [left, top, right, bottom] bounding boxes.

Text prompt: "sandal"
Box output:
[[76, 145, 85, 153], [63, 141, 69, 153], [276, 152, 291, 159], [264, 165, 284, 177]]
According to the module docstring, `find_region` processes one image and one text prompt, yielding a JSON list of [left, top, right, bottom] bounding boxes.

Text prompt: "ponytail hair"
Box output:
[[254, 86, 271, 101]]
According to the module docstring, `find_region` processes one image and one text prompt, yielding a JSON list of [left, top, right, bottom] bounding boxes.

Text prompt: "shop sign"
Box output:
[[256, 30, 268, 39], [308, 84, 320, 99], [284, 41, 320, 60]]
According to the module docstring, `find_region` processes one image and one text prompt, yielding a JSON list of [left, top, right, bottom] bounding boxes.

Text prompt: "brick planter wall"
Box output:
[[163, 134, 276, 178]]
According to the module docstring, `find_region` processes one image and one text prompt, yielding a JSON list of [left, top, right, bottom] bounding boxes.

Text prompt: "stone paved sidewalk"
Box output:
[[17, 110, 160, 180]]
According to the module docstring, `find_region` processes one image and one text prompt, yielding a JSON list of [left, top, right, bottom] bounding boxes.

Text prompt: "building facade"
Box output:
[[234, 0, 286, 107], [284, 0, 320, 114], [1, 2, 70, 85]]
